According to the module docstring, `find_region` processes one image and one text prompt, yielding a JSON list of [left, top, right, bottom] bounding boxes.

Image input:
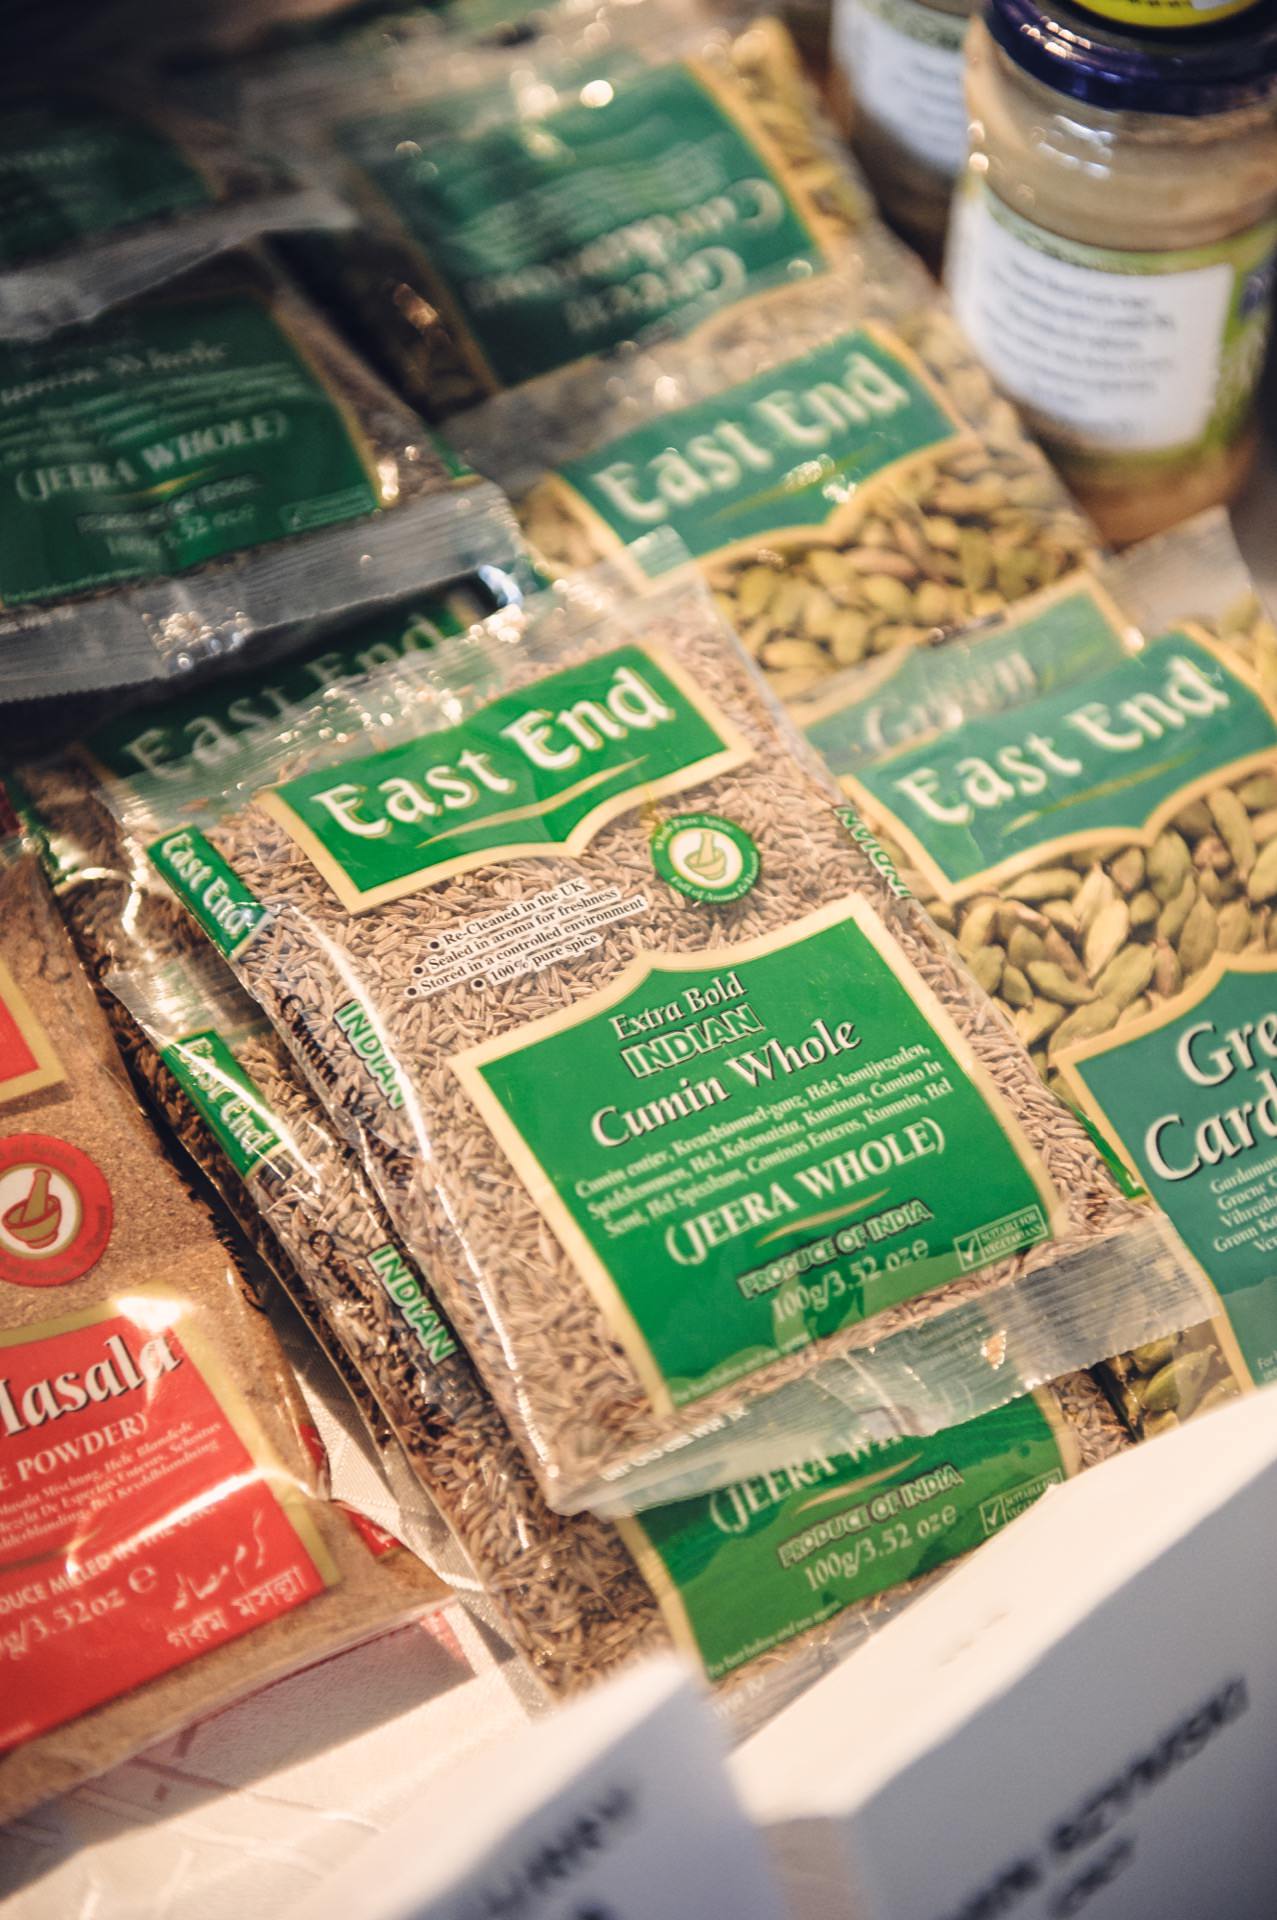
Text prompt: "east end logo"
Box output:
[[0, 1135, 113, 1288]]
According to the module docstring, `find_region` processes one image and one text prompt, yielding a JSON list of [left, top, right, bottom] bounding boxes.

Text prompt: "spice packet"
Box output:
[[4, 827, 1139, 1712], [9, 608, 1129, 1712], [268, 6, 902, 421], [792, 570, 1143, 781], [827, 549, 1277, 1443], [790, 518, 1277, 783], [0, 844, 440, 1827], [0, 250, 517, 703], [98, 567, 1205, 1511], [459, 273, 1098, 705], [0, 88, 352, 341]]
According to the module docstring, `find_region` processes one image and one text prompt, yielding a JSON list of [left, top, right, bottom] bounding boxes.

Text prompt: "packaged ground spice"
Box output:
[[0, 89, 349, 340], [0, 843, 439, 1827], [110, 570, 1203, 1512], [13, 600, 1131, 1707], [829, 555, 1277, 1444], [271, 6, 891, 420], [0, 250, 516, 702], [459, 275, 1096, 704]]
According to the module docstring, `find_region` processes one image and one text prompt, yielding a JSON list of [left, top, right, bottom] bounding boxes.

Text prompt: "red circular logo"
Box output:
[[0, 1134, 113, 1287]]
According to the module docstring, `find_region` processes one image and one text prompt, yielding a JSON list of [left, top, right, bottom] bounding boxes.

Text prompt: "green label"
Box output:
[[367, 1243, 459, 1364], [262, 644, 748, 910], [802, 580, 1133, 777], [148, 827, 271, 959], [0, 292, 378, 605], [337, 61, 822, 387], [1061, 963, 1277, 1386], [650, 814, 760, 903], [334, 998, 406, 1111], [625, 1393, 1067, 1679], [0, 102, 211, 266], [555, 327, 959, 571], [160, 1028, 287, 1179], [454, 900, 1060, 1411], [850, 631, 1277, 896], [85, 589, 479, 810]]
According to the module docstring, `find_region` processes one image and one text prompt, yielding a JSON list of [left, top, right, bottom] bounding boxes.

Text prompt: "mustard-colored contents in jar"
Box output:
[[1084, 0, 1262, 29], [948, 0, 1277, 544]]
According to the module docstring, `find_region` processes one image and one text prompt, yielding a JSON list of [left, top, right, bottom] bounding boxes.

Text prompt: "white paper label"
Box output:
[[948, 182, 1234, 453], [292, 1659, 788, 1920], [835, 0, 969, 178], [736, 1392, 1277, 1920]]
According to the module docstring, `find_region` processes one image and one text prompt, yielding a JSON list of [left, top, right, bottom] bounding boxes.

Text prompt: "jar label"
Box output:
[[949, 180, 1277, 465], [451, 897, 1065, 1415], [833, 0, 968, 179], [621, 1391, 1073, 1681]]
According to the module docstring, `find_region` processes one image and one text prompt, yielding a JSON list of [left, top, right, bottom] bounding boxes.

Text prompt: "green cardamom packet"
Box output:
[[842, 605, 1277, 1411]]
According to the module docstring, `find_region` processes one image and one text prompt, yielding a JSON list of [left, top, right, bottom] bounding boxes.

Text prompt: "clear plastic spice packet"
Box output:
[[0, 250, 518, 702], [828, 548, 1277, 1443], [267, 4, 890, 420], [0, 88, 352, 341], [458, 274, 1097, 705], [104, 568, 1204, 1512], [792, 569, 1142, 780], [8, 604, 1129, 1713], [0, 843, 439, 1827]]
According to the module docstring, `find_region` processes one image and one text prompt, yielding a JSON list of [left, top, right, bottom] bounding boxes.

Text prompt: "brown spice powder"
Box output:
[[0, 851, 440, 1828]]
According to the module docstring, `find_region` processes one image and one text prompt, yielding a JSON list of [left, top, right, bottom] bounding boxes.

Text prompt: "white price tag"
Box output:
[[291, 1657, 788, 1920], [738, 1390, 1277, 1920]]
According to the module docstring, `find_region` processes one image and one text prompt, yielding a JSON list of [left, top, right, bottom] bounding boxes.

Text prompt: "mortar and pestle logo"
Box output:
[[3, 1166, 62, 1251]]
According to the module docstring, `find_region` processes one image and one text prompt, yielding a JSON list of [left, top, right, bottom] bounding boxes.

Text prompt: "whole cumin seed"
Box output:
[[17, 769, 1131, 1708], [122, 579, 1168, 1512]]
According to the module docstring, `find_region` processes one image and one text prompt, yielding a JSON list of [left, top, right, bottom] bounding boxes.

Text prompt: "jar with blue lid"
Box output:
[[947, 0, 1277, 543]]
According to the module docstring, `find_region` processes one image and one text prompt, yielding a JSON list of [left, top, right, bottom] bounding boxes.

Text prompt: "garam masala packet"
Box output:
[[0, 842, 440, 1826], [820, 533, 1277, 1447]]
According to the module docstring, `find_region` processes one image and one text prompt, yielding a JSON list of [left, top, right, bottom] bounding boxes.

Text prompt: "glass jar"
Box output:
[[948, 0, 1277, 544], [831, 0, 972, 266], [782, 0, 833, 74]]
